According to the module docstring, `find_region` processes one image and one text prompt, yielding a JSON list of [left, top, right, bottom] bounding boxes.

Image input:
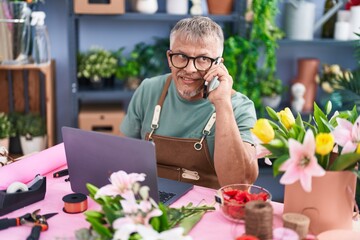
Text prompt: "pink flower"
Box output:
[[332, 116, 360, 154], [95, 171, 146, 199], [279, 130, 325, 192], [252, 134, 272, 165]]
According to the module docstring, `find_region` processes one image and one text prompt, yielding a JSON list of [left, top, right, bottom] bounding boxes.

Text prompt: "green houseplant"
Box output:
[[258, 68, 284, 109], [0, 112, 16, 150], [326, 33, 360, 112], [77, 47, 118, 88], [16, 113, 47, 155], [0, 112, 15, 140], [223, 0, 283, 115], [115, 38, 169, 90]]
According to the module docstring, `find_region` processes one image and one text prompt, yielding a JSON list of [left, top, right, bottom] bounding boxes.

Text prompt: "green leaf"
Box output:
[[325, 101, 332, 115], [329, 153, 360, 171], [86, 216, 113, 239], [156, 203, 170, 232], [103, 204, 122, 225], [313, 102, 329, 133], [272, 154, 289, 176], [178, 211, 205, 235], [84, 210, 104, 220], [86, 183, 99, 198], [266, 106, 279, 121]]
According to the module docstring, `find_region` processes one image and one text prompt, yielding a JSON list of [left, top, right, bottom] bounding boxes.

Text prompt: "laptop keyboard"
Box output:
[[159, 190, 176, 203]]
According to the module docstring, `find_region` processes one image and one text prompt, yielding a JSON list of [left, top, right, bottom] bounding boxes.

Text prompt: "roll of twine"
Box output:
[[62, 193, 88, 214], [245, 200, 273, 240], [282, 213, 310, 239]]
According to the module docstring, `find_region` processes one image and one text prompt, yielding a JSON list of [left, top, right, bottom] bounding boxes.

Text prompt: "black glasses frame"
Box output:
[[169, 52, 220, 71]]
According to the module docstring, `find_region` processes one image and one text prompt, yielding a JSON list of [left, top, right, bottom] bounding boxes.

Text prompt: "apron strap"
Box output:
[[158, 74, 172, 106], [149, 74, 216, 142], [149, 75, 172, 140], [194, 112, 216, 151]]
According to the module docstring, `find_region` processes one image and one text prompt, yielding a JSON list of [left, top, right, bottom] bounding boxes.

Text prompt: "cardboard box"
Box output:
[[78, 105, 125, 136], [74, 0, 125, 14]]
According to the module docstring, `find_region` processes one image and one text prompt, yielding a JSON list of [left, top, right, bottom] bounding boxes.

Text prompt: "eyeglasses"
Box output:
[[169, 52, 220, 71]]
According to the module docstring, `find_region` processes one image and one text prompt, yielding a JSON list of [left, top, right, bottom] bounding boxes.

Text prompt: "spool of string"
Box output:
[[62, 193, 88, 214], [245, 200, 273, 240], [283, 213, 310, 239]]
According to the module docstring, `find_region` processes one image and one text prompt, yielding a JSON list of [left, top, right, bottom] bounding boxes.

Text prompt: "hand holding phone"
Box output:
[[203, 58, 221, 99]]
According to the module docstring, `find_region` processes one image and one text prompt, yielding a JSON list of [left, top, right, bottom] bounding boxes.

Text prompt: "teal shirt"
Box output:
[[120, 74, 256, 160]]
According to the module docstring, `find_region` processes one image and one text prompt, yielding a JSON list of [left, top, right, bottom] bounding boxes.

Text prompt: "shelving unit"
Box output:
[[67, 0, 247, 127], [0, 61, 56, 147]]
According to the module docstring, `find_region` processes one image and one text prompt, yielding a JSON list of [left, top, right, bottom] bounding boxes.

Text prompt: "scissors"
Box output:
[[0, 209, 57, 240]]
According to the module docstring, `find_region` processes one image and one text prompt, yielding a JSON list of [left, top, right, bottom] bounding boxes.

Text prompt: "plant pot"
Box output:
[[166, 0, 188, 14], [135, 0, 158, 14], [261, 95, 281, 109], [9, 136, 22, 154], [207, 0, 233, 15], [0, 138, 9, 151], [283, 171, 357, 235], [20, 135, 47, 156], [291, 58, 319, 113]]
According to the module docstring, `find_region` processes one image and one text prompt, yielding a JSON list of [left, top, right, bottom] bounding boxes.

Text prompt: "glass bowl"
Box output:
[[215, 184, 272, 222]]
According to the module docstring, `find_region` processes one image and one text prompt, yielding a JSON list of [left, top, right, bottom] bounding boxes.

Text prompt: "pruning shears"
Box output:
[[0, 209, 57, 240]]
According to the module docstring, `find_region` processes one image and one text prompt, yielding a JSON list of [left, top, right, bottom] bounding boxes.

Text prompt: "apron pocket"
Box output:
[[157, 163, 181, 181]]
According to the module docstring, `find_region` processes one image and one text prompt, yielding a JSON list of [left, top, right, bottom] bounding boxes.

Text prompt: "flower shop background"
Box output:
[[19, 0, 359, 203]]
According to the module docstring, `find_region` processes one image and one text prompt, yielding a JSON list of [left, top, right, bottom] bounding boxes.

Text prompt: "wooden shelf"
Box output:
[[0, 61, 56, 147], [74, 12, 243, 22]]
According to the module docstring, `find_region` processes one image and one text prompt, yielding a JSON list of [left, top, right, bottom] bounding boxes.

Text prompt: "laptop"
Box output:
[[61, 126, 193, 205]]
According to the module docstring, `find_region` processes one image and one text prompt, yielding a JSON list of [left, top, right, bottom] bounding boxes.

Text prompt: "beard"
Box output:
[[177, 85, 203, 98], [175, 72, 205, 100]]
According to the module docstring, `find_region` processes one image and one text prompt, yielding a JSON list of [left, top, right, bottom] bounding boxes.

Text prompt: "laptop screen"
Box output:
[[62, 127, 193, 205]]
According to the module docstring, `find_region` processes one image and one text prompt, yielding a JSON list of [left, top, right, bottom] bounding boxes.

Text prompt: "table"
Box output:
[[0, 144, 286, 240]]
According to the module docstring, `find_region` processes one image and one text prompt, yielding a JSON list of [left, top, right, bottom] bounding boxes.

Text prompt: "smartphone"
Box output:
[[203, 58, 221, 99]]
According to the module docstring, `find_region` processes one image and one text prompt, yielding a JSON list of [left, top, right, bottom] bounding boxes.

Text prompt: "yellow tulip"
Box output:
[[251, 119, 275, 143], [315, 133, 335, 156], [356, 144, 360, 154], [277, 107, 295, 130]]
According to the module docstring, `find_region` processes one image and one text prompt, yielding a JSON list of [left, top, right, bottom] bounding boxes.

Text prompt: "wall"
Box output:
[[42, 0, 358, 145]]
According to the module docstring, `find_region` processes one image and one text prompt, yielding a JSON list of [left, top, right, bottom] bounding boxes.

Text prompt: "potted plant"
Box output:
[[223, 0, 283, 116], [258, 68, 284, 109], [252, 101, 360, 234], [115, 47, 141, 90], [0, 112, 15, 150], [77, 46, 118, 89], [16, 113, 47, 155], [115, 38, 169, 90]]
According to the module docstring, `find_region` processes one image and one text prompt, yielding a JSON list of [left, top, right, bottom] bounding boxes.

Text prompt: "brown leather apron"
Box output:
[[145, 76, 220, 189]]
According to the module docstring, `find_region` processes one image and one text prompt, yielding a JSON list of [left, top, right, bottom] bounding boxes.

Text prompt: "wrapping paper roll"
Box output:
[[0, 143, 67, 190]]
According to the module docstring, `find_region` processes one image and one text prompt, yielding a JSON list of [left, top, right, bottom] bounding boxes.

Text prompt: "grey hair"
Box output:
[[170, 16, 224, 55]]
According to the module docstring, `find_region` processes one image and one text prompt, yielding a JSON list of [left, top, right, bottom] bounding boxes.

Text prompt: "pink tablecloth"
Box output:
[[0, 144, 284, 240]]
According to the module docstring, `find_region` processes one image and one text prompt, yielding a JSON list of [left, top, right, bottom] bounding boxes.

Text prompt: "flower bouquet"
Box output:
[[75, 171, 214, 240], [251, 101, 360, 234]]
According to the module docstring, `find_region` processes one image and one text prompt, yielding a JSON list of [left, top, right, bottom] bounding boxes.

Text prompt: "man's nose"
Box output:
[[183, 59, 197, 72]]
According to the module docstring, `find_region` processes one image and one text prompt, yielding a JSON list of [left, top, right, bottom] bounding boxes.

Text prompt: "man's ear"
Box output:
[[166, 50, 172, 68]]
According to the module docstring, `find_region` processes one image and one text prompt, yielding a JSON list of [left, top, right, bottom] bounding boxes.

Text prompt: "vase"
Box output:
[[0, 138, 9, 151], [166, 0, 188, 15], [135, 0, 158, 14], [0, 1, 31, 64], [261, 95, 281, 109], [207, 0, 233, 15], [291, 58, 319, 113], [283, 171, 357, 235], [20, 135, 47, 155]]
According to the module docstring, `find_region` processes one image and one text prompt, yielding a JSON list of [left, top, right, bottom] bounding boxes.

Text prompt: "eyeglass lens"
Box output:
[[170, 53, 215, 71]]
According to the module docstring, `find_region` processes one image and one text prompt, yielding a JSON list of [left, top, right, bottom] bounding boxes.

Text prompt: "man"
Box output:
[[120, 16, 258, 189]]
